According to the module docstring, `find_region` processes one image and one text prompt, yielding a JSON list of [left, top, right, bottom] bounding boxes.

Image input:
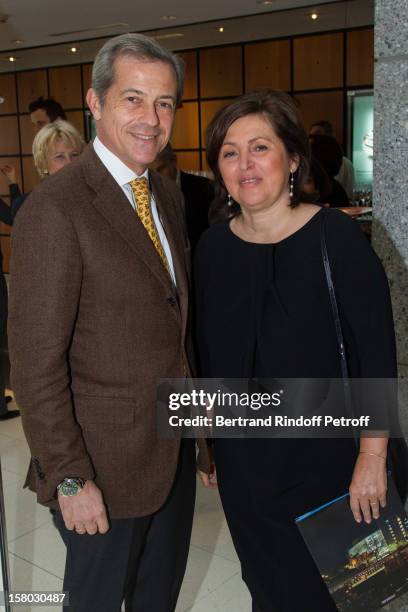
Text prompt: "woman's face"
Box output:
[[218, 113, 297, 213], [46, 139, 80, 175]]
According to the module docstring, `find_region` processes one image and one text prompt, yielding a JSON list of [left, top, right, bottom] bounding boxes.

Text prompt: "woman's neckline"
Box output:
[[227, 207, 325, 247]]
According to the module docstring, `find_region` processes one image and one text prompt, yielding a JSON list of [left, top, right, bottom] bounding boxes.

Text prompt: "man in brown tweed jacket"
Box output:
[[8, 33, 209, 612]]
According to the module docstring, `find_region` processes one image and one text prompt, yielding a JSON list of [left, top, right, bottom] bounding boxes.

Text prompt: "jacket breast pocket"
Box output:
[[74, 395, 135, 425]]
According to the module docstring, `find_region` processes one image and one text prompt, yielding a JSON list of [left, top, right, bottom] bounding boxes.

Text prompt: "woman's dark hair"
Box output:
[[205, 89, 310, 222], [307, 157, 333, 204], [309, 134, 343, 178]]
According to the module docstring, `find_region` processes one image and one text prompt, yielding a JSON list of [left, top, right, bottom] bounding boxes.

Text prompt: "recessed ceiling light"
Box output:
[[8, 56, 17, 62], [154, 33, 184, 41], [160, 15, 177, 21], [218, 27, 224, 33], [257, 0, 273, 5], [70, 46, 78, 53], [310, 12, 319, 20], [14, 39, 23, 44]]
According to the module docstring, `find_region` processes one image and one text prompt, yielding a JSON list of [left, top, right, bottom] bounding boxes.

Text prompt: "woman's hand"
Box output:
[[349, 452, 387, 523]]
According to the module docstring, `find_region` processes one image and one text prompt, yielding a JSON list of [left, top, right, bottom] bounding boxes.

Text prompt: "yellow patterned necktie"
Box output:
[[129, 177, 169, 273]]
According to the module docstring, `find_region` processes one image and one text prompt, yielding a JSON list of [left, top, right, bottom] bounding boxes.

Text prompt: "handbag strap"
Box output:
[[320, 210, 354, 416]]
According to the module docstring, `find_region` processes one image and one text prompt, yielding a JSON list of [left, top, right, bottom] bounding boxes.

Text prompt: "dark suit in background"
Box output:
[[0, 199, 13, 417], [149, 145, 214, 251], [0, 252, 7, 410], [179, 170, 214, 251]]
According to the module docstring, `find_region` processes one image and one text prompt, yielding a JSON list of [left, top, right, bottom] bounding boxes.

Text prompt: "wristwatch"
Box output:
[[57, 478, 86, 497]]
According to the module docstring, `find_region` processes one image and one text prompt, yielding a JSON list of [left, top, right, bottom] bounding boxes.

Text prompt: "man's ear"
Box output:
[[86, 88, 102, 121]]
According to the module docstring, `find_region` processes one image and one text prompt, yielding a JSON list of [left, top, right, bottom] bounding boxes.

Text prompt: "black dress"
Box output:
[[194, 208, 396, 612]]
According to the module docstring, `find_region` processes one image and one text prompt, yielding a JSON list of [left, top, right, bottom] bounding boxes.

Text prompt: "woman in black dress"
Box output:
[[195, 90, 396, 611]]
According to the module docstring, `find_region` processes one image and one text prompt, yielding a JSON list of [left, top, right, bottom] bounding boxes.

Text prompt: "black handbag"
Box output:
[[320, 210, 408, 503]]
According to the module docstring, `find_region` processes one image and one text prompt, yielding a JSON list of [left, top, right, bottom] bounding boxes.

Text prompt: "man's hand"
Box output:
[[198, 447, 217, 489], [1, 164, 17, 184], [198, 467, 217, 489], [58, 480, 109, 535]]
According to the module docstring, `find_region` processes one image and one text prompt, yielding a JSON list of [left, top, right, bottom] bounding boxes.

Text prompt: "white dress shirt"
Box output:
[[93, 137, 176, 285], [335, 156, 355, 200]]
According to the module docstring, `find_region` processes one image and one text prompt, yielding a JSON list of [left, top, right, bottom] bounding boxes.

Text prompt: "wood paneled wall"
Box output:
[[0, 63, 91, 271], [0, 27, 373, 272]]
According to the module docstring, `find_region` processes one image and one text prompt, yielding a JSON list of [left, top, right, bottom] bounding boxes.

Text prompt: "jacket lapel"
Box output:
[[81, 145, 178, 305], [150, 172, 189, 320]]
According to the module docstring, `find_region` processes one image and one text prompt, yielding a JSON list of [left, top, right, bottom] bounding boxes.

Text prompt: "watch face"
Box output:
[[58, 478, 84, 496]]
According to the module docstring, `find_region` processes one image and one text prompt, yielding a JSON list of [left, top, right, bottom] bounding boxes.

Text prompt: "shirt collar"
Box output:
[[93, 136, 149, 188]]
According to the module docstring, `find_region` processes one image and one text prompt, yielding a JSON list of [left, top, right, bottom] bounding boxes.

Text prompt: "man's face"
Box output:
[[87, 56, 177, 175], [30, 108, 50, 133]]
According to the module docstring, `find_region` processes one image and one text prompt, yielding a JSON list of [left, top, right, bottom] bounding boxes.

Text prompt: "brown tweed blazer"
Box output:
[[8, 144, 209, 519]]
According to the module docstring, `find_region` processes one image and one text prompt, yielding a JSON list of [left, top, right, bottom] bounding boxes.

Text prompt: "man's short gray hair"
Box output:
[[92, 33, 185, 106]]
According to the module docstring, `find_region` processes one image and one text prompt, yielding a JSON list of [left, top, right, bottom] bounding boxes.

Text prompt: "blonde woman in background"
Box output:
[[11, 119, 84, 218]]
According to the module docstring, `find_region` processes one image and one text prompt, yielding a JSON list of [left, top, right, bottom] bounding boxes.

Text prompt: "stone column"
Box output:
[[372, 0, 408, 372], [373, 8, 408, 610]]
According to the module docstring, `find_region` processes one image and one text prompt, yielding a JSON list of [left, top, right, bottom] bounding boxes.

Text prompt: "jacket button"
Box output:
[[167, 296, 176, 307]]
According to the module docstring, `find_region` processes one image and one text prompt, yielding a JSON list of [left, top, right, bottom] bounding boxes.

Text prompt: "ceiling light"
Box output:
[[310, 12, 319, 20], [8, 56, 17, 62], [70, 47, 78, 53], [257, 0, 273, 5], [154, 33, 184, 41], [160, 15, 177, 21], [218, 27, 224, 33], [14, 39, 23, 44]]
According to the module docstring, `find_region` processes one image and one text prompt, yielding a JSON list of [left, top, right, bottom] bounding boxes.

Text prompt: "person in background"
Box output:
[[150, 144, 214, 251], [0, 169, 16, 419], [303, 157, 332, 206], [309, 134, 349, 206], [0, 172, 17, 418], [0, 165, 21, 205], [28, 96, 66, 133], [0, 120, 83, 420], [1, 96, 69, 204], [10, 120, 84, 218], [0, 202, 19, 420], [196, 89, 395, 612], [0, 242, 16, 421], [310, 120, 355, 199]]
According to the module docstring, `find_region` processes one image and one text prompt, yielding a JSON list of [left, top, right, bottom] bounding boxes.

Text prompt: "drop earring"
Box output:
[[289, 172, 294, 198], [227, 193, 233, 207]]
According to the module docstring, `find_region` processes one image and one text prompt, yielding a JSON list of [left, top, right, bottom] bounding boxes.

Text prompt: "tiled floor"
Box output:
[[0, 398, 251, 612]]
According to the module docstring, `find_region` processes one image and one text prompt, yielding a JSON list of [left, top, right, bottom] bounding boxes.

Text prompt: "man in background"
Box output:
[[0, 203, 19, 421], [151, 144, 214, 250], [29, 96, 66, 132], [0, 97, 67, 202]]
